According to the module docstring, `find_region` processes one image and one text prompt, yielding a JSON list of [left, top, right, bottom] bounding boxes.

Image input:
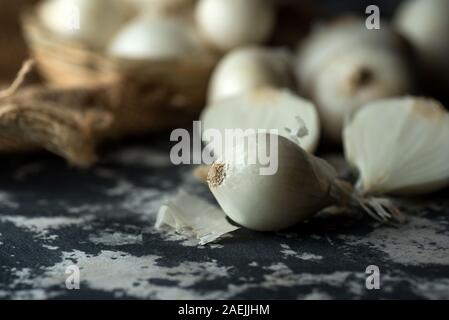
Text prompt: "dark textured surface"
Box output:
[[1, 0, 449, 300], [1, 137, 449, 300]]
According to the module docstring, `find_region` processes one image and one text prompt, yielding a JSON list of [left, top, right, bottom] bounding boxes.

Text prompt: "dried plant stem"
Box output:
[[0, 60, 113, 166], [0, 53, 212, 167], [329, 178, 406, 225], [0, 60, 35, 99], [0, 86, 114, 166], [0, 136, 37, 152], [0, 60, 203, 166], [193, 164, 211, 184]]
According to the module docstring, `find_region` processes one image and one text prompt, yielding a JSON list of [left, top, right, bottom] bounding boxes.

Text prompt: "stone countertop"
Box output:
[[0, 138, 448, 300]]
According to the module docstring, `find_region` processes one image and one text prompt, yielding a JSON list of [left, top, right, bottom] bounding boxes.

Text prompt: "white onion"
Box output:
[[108, 17, 203, 59], [195, 0, 276, 51], [295, 18, 413, 142], [207, 46, 293, 103], [38, 0, 130, 48]]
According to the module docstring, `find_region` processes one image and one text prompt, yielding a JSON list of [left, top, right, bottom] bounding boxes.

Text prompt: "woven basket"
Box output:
[[21, 5, 219, 135]]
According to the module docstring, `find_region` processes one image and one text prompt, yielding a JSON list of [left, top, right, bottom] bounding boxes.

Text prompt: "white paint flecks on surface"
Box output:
[[300, 289, 333, 300], [121, 188, 164, 217], [2, 249, 449, 299], [89, 231, 143, 246], [0, 216, 92, 240], [226, 262, 367, 297], [280, 244, 323, 261], [255, 263, 449, 299], [151, 225, 228, 249], [280, 244, 299, 257], [67, 204, 106, 214], [151, 228, 209, 247], [248, 262, 259, 267], [297, 253, 324, 261], [42, 245, 59, 250], [1, 250, 233, 300], [96, 168, 166, 219], [341, 216, 449, 266], [412, 279, 449, 299]]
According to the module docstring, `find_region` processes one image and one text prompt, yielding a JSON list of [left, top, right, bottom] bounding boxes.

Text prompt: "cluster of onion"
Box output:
[[205, 96, 449, 232], [37, 0, 449, 235], [293, 0, 449, 143], [198, 1, 449, 233], [38, 0, 278, 60], [202, 46, 321, 155], [294, 17, 415, 142]]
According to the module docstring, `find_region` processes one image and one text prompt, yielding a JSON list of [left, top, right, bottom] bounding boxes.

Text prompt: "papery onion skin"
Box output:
[[344, 97, 449, 196], [201, 88, 321, 154]]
